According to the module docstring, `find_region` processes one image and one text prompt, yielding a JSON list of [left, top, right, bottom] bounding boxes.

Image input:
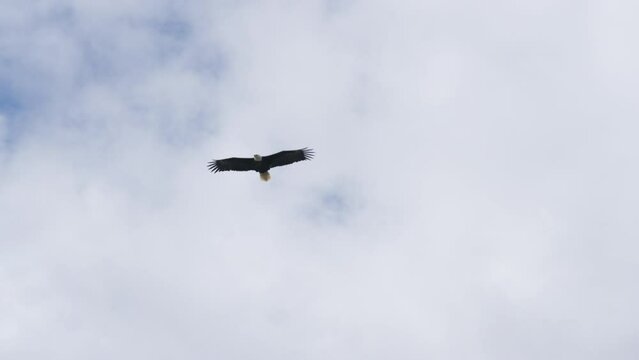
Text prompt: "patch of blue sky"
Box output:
[[76, 38, 119, 81], [322, 191, 348, 212], [146, 13, 227, 78], [133, 14, 193, 63], [0, 112, 28, 152], [155, 16, 191, 41], [0, 73, 30, 149], [159, 112, 219, 149], [0, 53, 64, 148], [43, 4, 76, 32], [187, 48, 228, 80], [305, 185, 362, 226], [0, 82, 22, 116], [323, 0, 354, 17]]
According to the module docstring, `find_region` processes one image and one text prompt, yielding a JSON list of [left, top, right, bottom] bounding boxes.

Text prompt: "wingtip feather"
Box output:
[[301, 147, 315, 160], [208, 160, 219, 173]]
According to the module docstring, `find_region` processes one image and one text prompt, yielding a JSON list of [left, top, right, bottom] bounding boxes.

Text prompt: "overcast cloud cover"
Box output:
[[1, 0, 638, 358]]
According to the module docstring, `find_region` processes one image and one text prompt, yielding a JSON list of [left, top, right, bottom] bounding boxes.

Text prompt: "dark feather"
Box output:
[[263, 148, 314, 169], [207, 157, 256, 173]]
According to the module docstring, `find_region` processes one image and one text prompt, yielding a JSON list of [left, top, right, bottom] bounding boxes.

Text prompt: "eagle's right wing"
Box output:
[[208, 157, 256, 172]]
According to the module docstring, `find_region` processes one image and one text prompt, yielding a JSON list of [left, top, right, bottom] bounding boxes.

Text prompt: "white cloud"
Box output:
[[1, 0, 639, 359]]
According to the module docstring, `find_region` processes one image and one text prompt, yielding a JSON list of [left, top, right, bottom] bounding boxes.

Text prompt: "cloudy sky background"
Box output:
[[1, 0, 638, 358]]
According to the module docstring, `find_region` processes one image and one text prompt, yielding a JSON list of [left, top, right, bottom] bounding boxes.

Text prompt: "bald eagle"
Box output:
[[208, 148, 314, 181]]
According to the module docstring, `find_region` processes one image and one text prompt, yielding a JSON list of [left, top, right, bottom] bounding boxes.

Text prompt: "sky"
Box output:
[[1, 0, 639, 358]]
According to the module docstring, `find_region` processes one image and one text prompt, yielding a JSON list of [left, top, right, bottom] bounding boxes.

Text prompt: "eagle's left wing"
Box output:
[[263, 148, 314, 169]]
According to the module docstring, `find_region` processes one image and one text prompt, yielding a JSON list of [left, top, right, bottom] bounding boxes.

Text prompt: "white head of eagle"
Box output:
[[208, 148, 314, 182]]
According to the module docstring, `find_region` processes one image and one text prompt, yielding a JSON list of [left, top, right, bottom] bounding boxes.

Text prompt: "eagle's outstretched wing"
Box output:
[[208, 157, 256, 173], [263, 148, 314, 169]]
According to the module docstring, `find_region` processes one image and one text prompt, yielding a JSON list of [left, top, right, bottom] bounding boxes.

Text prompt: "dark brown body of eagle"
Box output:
[[207, 148, 314, 181]]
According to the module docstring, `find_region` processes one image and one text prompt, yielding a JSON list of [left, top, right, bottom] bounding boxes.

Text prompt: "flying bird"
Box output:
[[208, 148, 314, 181]]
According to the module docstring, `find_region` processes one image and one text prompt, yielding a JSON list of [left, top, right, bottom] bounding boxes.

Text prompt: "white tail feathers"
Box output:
[[260, 172, 271, 182]]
